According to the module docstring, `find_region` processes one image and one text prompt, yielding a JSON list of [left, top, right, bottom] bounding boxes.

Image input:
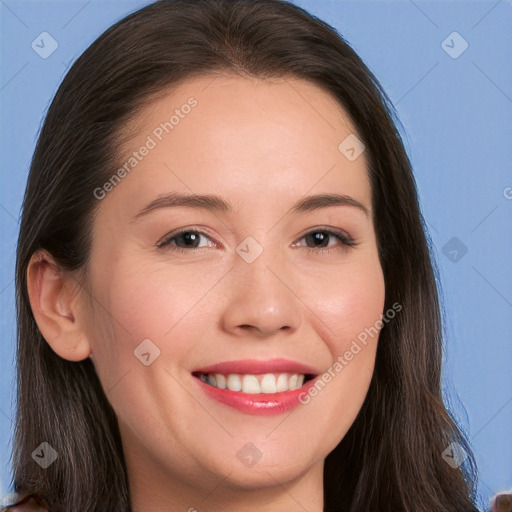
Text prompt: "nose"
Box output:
[[220, 251, 303, 338]]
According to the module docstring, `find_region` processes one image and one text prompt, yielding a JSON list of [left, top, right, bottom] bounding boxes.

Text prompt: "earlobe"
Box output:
[[26, 250, 92, 362]]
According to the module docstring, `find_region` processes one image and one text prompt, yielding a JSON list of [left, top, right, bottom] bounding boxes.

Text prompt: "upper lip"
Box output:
[[192, 358, 320, 376]]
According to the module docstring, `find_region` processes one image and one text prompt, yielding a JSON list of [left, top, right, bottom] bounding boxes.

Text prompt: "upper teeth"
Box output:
[[199, 373, 305, 394]]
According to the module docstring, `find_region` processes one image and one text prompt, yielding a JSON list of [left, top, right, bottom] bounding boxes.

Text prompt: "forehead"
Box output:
[[103, 74, 371, 216]]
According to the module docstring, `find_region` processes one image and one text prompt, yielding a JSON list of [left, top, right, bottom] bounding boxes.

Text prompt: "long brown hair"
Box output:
[[10, 0, 478, 510]]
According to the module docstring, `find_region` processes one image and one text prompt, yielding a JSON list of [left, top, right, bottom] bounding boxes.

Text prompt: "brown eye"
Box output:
[[158, 230, 213, 250], [305, 231, 332, 248], [296, 229, 357, 251]]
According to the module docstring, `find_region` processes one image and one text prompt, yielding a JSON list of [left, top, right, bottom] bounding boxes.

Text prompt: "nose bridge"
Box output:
[[220, 238, 302, 336]]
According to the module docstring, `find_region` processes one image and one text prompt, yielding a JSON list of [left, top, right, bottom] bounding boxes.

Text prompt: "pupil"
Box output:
[[308, 231, 328, 248], [181, 232, 199, 247]]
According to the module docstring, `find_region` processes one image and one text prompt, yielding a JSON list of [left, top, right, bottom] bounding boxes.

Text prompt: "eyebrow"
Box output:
[[133, 191, 369, 220]]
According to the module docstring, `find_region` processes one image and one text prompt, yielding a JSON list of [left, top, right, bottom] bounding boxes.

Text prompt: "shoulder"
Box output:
[[1, 495, 49, 512]]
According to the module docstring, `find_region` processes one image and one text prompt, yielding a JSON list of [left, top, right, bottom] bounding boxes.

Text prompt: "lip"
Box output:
[[192, 358, 320, 376], [191, 358, 320, 416]]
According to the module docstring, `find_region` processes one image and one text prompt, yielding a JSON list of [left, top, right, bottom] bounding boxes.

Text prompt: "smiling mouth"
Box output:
[[192, 372, 315, 394]]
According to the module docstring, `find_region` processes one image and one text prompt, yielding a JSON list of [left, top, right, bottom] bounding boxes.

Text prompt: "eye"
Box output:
[[293, 228, 357, 253], [157, 227, 357, 254], [157, 229, 216, 252]]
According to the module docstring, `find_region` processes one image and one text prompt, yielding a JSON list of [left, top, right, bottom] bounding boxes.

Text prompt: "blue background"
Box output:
[[1, 0, 511, 509]]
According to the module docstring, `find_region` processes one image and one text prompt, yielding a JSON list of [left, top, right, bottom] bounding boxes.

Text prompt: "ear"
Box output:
[[27, 250, 92, 361]]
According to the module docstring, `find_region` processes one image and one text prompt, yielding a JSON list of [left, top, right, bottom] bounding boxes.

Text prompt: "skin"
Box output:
[[28, 75, 385, 512]]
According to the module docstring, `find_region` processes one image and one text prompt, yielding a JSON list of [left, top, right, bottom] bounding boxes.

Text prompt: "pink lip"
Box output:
[[193, 378, 318, 415], [191, 358, 319, 376], [191, 358, 320, 416]]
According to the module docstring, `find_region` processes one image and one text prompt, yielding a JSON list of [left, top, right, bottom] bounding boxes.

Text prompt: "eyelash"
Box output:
[[156, 227, 357, 254]]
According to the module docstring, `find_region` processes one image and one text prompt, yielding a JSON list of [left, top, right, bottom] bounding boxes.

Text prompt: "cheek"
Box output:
[[296, 265, 384, 449], [295, 253, 385, 437], [87, 257, 223, 378], [85, 260, 211, 438], [305, 253, 385, 352]]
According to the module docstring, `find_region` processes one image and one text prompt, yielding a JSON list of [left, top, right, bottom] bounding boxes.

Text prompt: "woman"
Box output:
[[4, 0, 479, 510]]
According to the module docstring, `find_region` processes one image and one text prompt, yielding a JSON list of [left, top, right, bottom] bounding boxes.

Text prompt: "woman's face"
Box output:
[[81, 75, 385, 502]]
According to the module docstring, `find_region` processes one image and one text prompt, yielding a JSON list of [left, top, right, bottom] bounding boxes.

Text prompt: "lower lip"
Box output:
[[193, 376, 316, 416]]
